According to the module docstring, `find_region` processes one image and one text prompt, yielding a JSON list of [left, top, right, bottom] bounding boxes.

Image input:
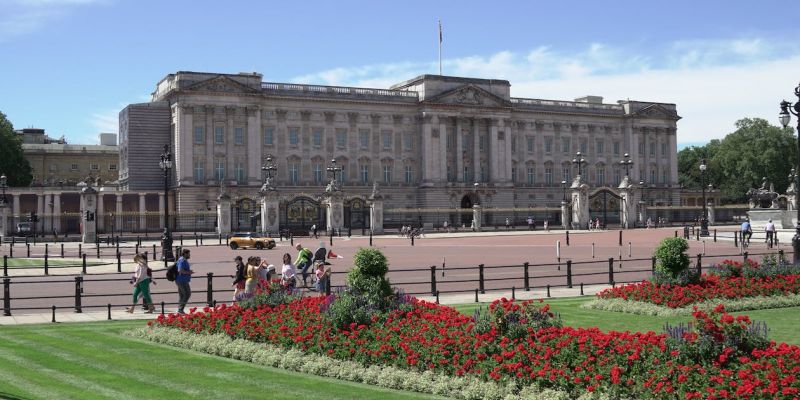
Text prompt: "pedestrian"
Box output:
[[314, 261, 329, 294], [765, 219, 776, 248], [527, 216, 533, 231], [175, 248, 193, 314], [311, 224, 318, 238], [281, 252, 296, 288], [470, 219, 476, 232], [443, 219, 448, 232], [127, 253, 154, 313], [543, 220, 549, 231], [294, 243, 313, 287], [505, 217, 510, 230], [741, 219, 753, 245], [232, 255, 246, 302], [244, 256, 266, 296], [312, 241, 327, 266]]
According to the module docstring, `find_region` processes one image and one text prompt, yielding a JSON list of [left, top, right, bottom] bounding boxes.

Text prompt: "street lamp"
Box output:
[[262, 155, 277, 188], [572, 152, 587, 178], [699, 158, 709, 236], [561, 180, 567, 201], [619, 153, 633, 178], [0, 174, 7, 206], [159, 144, 175, 261], [779, 83, 800, 263], [326, 159, 341, 183]]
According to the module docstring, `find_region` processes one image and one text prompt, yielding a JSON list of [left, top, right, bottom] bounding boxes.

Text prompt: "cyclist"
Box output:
[[740, 219, 752, 246]]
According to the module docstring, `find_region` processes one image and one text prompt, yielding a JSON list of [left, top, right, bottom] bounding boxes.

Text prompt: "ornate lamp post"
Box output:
[[572, 152, 587, 178], [620, 153, 633, 178], [699, 158, 709, 236], [779, 83, 800, 263], [261, 155, 277, 190], [561, 180, 567, 201], [326, 159, 341, 185], [0, 174, 7, 206], [159, 145, 175, 261]]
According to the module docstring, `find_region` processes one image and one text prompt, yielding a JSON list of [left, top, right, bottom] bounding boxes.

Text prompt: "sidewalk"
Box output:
[[0, 284, 610, 326]]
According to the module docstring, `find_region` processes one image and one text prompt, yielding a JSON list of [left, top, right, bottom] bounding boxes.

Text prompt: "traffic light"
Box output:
[[84, 210, 94, 222]]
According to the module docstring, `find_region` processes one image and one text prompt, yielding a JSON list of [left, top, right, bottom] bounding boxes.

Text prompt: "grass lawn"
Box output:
[[5, 258, 104, 268], [453, 296, 800, 345], [0, 320, 444, 400]]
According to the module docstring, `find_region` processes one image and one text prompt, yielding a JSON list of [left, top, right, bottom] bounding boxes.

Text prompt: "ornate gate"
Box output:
[[232, 198, 258, 232], [589, 188, 622, 228], [345, 198, 370, 232], [281, 196, 325, 235]]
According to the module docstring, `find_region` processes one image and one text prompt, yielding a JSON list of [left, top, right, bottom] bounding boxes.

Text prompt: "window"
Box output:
[[480, 165, 487, 182], [562, 167, 570, 183], [360, 164, 369, 183], [463, 166, 470, 183], [462, 136, 469, 151], [580, 139, 587, 154], [661, 142, 667, 156], [336, 130, 346, 149], [235, 162, 245, 183], [339, 164, 347, 183], [234, 127, 244, 145], [403, 133, 413, 151], [511, 167, 516, 183], [264, 128, 274, 145], [562, 137, 571, 154], [446, 132, 453, 150], [511, 136, 516, 152], [289, 163, 299, 184], [359, 130, 369, 149], [614, 169, 621, 185], [596, 140, 604, 155], [70, 164, 79, 171], [638, 141, 645, 154], [288, 128, 299, 146], [194, 161, 204, 184], [405, 165, 413, 184], [90, 164, 99, 171], [545, 168, 553, 185], [650, 169, 656, 184], [544, 137, 553, 153], [382, 165, 392, 182], [312, 130, 322, 147], [194, 127, 204, 144], [382, 131, 391, 150], [613, 141, 620, 156], [597, 168, 605, 186], [527, 166, 535, 185], [109, 164, 117, 171], [215, 160, 225, 181], [479, 135, 487, 151], [313, 163, 323, 184], [526, 137, 534, 153], [662, 170, 668, 184], [649, 142, 656, 157], [214, 127, 224, 144]]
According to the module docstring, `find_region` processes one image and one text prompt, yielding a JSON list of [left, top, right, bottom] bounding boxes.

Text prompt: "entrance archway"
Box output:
[[589, 187, 622, 228], [281, 196, 325, 235], [460, 194, 478, 225]]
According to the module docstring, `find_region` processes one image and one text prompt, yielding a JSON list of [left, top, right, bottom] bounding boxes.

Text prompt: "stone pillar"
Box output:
[[438, 115, 447, 182], [369, 199, 384, 235], [12, 194, 19, 220], [53, 193, 61, 234], [561, 200, 570, 228], [247, 106, 262, 185], [324, 193, 344, 235], [158, 193, 165, 229], [0, 203, 8, 238], [456, 118, 464, 182], [97, 194, 105, 231], [81, 186, 98, 244], [489, 119, 499, 181], [217, 193, 231, 235], [260, 191, 280, 236], [139, 193, 146, 231], [473, 119, 481, 182], [115, 194, 123, 233], [472, 204, 482, 231], [36, 194, 44, 233], [707, 201, 716, 226], [421, 114, 432, 184], [571, 178, 590, 230], [43, 193, 52, 234], [638, 201, 647, 226], [618, 178, 637, 229]]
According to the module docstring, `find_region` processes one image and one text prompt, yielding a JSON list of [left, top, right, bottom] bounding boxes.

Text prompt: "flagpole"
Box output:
[[438, 19, 442, 75]]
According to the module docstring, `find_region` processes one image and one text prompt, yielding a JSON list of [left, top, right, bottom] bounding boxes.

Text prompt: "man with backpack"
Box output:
[[174, 248, 193, 314], [294, 243, 313, 287]]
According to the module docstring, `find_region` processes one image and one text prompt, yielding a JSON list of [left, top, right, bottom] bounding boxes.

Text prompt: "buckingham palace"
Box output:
[[119, 71, 681, 232]]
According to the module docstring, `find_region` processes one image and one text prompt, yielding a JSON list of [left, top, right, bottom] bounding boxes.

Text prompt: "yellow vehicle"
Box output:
[[228, 232, 276, 250]]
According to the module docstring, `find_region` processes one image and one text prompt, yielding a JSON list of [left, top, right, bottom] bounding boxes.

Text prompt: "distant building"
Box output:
[[15, 128, 66, 144], [20, 129, 119, 187]]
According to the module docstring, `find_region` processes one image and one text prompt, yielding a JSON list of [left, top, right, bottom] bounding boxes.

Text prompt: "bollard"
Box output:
[[9, 243, 12, 258], [556, 240, 561, 260], [161, 301, 165, 316], [628, 242, 632, 258], [61, 243, 64, 258], [566, 231, 570, 246], [96, 245, 100, 259], [107, 303, 112, 320], [713, 229, 717, 242], [779, 249, 785, 263], [512, 286, 516, 300], [696, 254, 702, 275], [651, 256, 656, 273], [591, 243, 595, 258], [137, 236, 141, 246], [580, 282, 584, 295], [523, 262, 530, 291], [45, 243, 49, 258], [44, 252, 49, 275], [78, 243, 82, 257], [411, 235, 415, 246], [116, 240, 119, 256], [329, 232, 333, 247], [74, 276, 83, 313], [478, 264, 485, 294], [696, 228, 700, 241], [153, 244, 157, 260], [290, 234, 294, 246], [474, 288, 479, 303], [734, 231, 738, 247], [27, 243, 30, 258], [566, 260, 573, 288], [180, 235, 184, 246], [607, 257, 615, 284], [369, 230, 373, 246], [702, 240, 706, 255], [82, 253, 87, 274], [117, 252, 121, 273], [207, 272, 214, 307], [546, 284, 551, 298], [430, 265, 437, 295], [200, 234, 204, 246], [52, 305, 56, 323], [3, 278, 10, 316], [618, 230, 622, 246], [2, 255, 6, 276], [195, 234, 199, 246], [135, 244, 139, 256], [435, 290, 440, 304], [218, 234, 222, 245], [442, 258, 446, 277]]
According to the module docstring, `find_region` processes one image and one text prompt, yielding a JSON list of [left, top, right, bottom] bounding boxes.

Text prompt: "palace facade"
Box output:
[[119, 71, 680, 231]]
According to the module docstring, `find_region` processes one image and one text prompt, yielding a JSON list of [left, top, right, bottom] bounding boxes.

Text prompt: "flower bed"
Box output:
[[149, 296, 800, 399]]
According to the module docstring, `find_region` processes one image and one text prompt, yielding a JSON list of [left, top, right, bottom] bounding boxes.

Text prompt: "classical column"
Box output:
[[81, 186, 98, 244], [505, 120, 514, 183], [260, 190, 279, 235], [225, 107, 235, 185], [205, 106, 214, 184], [421, 114, 433, 184], [36, 194, 44, 233], [247, 106, 262, 185], [177, 105, 193, 185], [456, 118, 464, 182], [139, 193, 146, 231], [158, 193, 165, 229], [217, 193, 231, 235], [52, 193, 61, 233], [472, 204, 482, 231], [438, 115, 447, 182], [97, 194, 105, 231], [0, 200, 8, 237], [12, 194, 19, 218], [473, 119, 480, 182], [489, 119, 499, 182], [115, 194, 123, 232], [42, 193, 52, 233]]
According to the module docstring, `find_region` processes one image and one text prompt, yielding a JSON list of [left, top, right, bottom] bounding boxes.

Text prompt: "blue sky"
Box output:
[[2, 0, 800, 145]]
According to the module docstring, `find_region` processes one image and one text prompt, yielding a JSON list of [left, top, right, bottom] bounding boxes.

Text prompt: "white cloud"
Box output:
[[290, 38, 800, 145], [0, 0, 105, 41]]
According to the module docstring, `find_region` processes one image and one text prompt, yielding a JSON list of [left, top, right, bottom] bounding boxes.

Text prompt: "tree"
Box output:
[[677, 118, 795, 203], [0, 111, 33, 187]]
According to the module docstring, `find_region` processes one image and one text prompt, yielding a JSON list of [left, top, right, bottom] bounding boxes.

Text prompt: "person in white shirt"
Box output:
[[765, 219, 776, 248], [280, 252, 297, 288], [126, 254, 154, 313]]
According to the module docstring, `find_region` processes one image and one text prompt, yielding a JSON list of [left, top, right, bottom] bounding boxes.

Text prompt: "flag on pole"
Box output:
[[438, 19, 443, 75], [438, 19, 442, 43]]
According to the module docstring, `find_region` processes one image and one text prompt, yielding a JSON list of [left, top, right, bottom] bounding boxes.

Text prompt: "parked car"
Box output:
[[16, 222, 32, 237], [228, 232, 276, 250]]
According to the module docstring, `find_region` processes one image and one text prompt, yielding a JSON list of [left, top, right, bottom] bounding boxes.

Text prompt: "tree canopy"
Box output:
[[0, 111, 33, 187], [678, 118, 796, 203]]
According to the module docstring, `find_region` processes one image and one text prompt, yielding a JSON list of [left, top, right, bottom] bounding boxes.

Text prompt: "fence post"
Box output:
[[290, 234, 294, 246], [8, 243, 12, 258], [546, 284, 551, 298], [411, 235, 415, 246], [566, 260, 573, 288], [435, 290, 439, 304], [218, 234, 222, 245], [512, 286, 516, 300], [135, 244, 139, 256], [107, 303, 112, 320], [26, 243, 30, 258], [651, 256, 656, 274], [116, 252, 121, 273], [430, 265, 437, 295], [51, 305, 56, 323], [61, 243, 64, 258], [96, 245, 100, 259], [329, 232, 333, 247], [82, 253, 87, 274], [713, 229, 717, 242], [696, 253, 702, 275], [580, 282, 584, 295], [734, 231, 739, 247], [325, 279, 331, 296], [607, 257, 614, 285], [565, 231, 570, 246], [2, 255, 6, 276], [369, 230, 373, 246], [523, 262, 530, 291], [44, 251, 49, 275], [78, 243, 82, 257], [74, 276, 82, 313], [743, 251, 749, 263], [478, 264, 485, 294], [206, 272, 214, 307], [3, 278, 10, 316], [474, 288, 479, 303], [674, 230, 678, 238], [618, 231, 622, 246]]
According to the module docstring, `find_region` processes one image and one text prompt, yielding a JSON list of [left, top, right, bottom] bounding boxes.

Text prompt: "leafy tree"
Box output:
[[0, 111, 33, 187], [678, 118, 795, 203]]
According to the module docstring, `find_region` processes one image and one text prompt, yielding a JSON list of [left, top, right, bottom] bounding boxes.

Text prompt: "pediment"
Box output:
[[633, 104, 680, 120], [424, 85, 511, 108], [185, 76, 259, 94]]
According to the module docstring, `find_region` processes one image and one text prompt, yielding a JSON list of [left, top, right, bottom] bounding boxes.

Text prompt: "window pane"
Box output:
[[264, 128, 274, 145], [234, 128, 244, 145], [215, 127, 224, 144], [194, 127, 204, 144]]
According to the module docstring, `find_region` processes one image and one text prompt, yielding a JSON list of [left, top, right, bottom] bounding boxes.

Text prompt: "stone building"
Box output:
[[120, 71, 680, 231], [23, 133, 119, 187]]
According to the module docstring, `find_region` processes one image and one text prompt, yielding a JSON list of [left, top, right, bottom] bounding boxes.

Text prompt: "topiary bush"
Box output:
[[652, 237, 696, 285]]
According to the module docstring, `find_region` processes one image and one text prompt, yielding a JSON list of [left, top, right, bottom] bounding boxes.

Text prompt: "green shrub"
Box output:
[[652, 237, 694, 285]]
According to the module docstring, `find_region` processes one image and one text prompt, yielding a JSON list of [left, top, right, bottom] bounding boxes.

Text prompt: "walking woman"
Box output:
[[232, 255, 246, 302], [280, 252, 297, 289], [127, 253, 154, 313], [244, 256, 266, 297]]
